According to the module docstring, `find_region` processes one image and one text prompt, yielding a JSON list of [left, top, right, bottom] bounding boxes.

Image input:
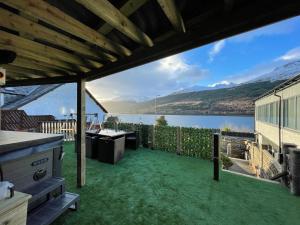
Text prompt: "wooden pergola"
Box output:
[[1, 0, 300, 187]]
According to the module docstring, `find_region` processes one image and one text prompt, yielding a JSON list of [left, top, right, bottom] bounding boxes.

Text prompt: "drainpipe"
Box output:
[[274, 91, 282, 161]]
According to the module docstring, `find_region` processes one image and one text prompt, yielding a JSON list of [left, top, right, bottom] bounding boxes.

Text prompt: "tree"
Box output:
[[106, 116, 119, 124], [155, 115, 168, 126]]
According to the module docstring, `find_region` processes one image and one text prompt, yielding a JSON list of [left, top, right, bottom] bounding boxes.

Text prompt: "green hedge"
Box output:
[[102, 122, 219, 160], [181, 128, 214, 159], [154, 126, 177, 153]]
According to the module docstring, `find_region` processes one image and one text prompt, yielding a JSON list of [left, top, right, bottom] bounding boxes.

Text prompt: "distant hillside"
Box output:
[[103, 80, 285, 115], [252, 60, 300, 82]]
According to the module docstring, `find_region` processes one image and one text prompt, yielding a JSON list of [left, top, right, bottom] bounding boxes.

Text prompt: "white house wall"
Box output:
[[255, 81, 300, 149]]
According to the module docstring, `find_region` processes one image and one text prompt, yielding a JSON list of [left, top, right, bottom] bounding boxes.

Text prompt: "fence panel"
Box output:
[[40, 120, 76, 141], [181, 128, 214, 159], [154, 126, 177, 153], [104, 122, 216, 160]]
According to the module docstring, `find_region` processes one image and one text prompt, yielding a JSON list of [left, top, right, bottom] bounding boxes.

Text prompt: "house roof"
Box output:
[[0, 109, 55, 130], [1, 0, 300, 87], [1, 110, 35, 130], [255, 73, 300, 101]]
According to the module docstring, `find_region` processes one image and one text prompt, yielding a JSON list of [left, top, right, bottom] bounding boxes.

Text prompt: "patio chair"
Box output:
[[125, 131, 140, 150]]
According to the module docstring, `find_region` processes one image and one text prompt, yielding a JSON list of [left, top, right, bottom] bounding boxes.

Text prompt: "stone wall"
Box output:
[[247, 141, 281, 179]]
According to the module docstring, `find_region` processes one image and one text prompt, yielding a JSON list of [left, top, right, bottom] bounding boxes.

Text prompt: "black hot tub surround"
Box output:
[[0, 131, 79, 225]]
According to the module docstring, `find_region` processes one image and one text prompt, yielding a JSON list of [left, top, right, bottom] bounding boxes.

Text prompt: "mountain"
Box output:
[[109, 95, 151, 102], [103, 61, 300, 115], [172, 82, 236, 94], [251, 60, 300, 82], [103, 80, 285, 115], [6, 60, 300, 117]]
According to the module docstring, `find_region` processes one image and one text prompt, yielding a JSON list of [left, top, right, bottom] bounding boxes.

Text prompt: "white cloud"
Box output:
[[87, 53, 208, 101], [208, 80, 231, 87], [208, 40, 226, 62], [276, 47, 300, 61], [158, 55, 189, 74]]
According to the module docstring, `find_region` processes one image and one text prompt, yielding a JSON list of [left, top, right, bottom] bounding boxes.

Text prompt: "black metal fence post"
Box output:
[[213, 133, 219, 181]]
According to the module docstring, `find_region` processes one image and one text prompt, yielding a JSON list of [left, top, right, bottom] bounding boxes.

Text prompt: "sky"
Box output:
[[21, 83, 105, 120], [18, 15, 300, 119], [87, 15, 300, 102]]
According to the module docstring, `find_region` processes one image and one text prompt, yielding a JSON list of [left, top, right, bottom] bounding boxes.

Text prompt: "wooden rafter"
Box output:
[[2, 0, 131, 56], [0, 8, 117, 62], [0, 31, 96, 71], [157, 0, 186, 33], [12, 57, 71, 77], [0, 44, 84, 73], [98, 0, 150, 35], [76, 0, 153, 47], [6, 71, 42, 80], [3, 64, 53, 78]]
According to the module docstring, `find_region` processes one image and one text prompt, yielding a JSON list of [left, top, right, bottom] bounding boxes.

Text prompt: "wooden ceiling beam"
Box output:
[[76, 0, 153, 47], [0, 44, 84, 73], [98, 0, 150, 35], [2, 0, 131, 56], [12, 57, 71, 77], [6, 71, 42, 80], [0, 30, 95, 71], [3, 64, 53, 78], [0, 8, 116, 62], [157, 0, 186, 33], [3, 75, 80, 87]]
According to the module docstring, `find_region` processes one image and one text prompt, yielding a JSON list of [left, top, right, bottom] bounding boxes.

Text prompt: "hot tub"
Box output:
[[0, 130, 79, 225]]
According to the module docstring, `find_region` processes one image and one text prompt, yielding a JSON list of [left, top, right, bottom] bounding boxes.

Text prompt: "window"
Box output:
[[289, 97, 296, 129], [297, 97, 300, 130], [275, 102, 279, 125], [283, 97, 297, 129], [257, 101, 279, 125], [270, 102, 274, 124], [283, 99, 288, 127], [258, 96, 300, 131]]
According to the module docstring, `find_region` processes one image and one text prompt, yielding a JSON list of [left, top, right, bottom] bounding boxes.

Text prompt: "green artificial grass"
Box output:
[[53, 142, 300, 225]]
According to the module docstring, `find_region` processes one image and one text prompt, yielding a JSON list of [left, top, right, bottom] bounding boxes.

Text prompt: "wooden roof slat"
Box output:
[[0, 30, 93, 71], [2, 0, 132, 56], [3, 64, 54, 78], [12, 57, 71, 77], [157, 0, 186, 33], [6, 71, 42, 79], [0, 8, 117, 62], [0, 44, 83, 73], [76, 0, 153, 47], [98, 0, 150, 35]]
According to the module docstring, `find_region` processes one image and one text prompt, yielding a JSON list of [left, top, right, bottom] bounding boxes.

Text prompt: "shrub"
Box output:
[[221, 153, 233, 169]]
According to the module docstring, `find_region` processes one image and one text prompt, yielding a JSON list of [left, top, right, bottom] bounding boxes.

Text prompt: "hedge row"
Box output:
[[103, 122, 219, 160]]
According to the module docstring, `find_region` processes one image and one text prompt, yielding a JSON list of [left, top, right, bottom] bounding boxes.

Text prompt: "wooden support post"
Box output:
[[213, 133, 219, 181], [76, 79, 86, 187]]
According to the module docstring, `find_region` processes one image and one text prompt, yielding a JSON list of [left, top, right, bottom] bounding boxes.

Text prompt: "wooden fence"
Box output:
[[39, 120, 76, 141]]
